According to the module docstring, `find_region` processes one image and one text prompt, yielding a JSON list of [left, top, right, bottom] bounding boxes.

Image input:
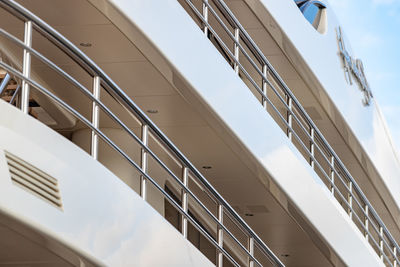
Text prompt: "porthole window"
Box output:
[[294, 0, 327, 34]]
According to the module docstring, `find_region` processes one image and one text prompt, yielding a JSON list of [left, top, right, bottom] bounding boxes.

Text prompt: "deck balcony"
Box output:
[[0, 0, 398, 266]]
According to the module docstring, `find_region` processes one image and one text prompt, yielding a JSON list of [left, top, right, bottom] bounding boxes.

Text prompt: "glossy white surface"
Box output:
[[255, 0, 400, 216], [95, 0, 385, 265], [0, 100, 213, 267]]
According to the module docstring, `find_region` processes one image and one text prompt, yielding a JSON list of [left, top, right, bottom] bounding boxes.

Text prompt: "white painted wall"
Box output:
[[91, 0, 385, 265], [0, 100, 213, 267], [254, 0, 400, 215]]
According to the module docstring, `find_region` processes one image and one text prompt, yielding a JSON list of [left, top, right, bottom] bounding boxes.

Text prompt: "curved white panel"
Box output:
[[91, 0, 385, 265], [0, 100, 213, 267], [254, 0, 400, 215]]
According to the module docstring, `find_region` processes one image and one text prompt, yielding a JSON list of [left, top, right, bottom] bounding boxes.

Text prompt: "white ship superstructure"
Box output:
[[0, 0, 399, 266]]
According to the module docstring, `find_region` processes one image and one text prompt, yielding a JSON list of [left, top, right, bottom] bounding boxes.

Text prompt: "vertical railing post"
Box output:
[[203, 0, 209, 36], [181, 167, 189, 238], [394, 246, 397, 267], [330, 156, 335, 195], [234, 28, 240, 74], [310, 128, 315, 170], [91, 76, 100, 160], [217, 204, 224, 267], [348, 181, 353, 220], [249, 237, 254, 267], [140, 124, 148, 200], [365, 205, 369, 241], [262, 65, 268, 108], [287, 97, 293, 141], [21, 21, 32, 114], [380, 226, 384, 261]]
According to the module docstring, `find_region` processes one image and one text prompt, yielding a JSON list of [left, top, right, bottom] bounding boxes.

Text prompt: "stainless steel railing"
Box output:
[[178, 0, 400, 265], [0, 0, 284, 266]]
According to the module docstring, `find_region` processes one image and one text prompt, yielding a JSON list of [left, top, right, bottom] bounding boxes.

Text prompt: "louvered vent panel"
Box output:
[[5, 151, 62, 209]]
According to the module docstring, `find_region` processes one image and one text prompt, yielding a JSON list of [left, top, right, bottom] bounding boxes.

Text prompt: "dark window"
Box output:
[[294, 0, 326, 30]]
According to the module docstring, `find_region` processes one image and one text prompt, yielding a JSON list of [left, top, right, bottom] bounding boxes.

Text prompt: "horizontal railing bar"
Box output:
[[202, 0, 386, 235], [186, 0, 400, 263], [211, 0, 400, 257], [0, 51, 266, 266], [190, 1, 400, 264], [309, 158, 395, 265], [4, 0, 399, 264], [0, 62, 250, 267], [187, 0, 329, 168], [197, 0, 293, 113], [191, 0, 349, 176], [182, 8, 381, 261], [210, 0, 265, 64], [0, 1, 284, 265], [182, 0, 400, 262], [0, 31, 275, 267]]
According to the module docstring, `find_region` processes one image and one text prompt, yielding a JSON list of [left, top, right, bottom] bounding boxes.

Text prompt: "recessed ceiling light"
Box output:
[[147, 109, 159, 114], [80, 42, 92, 47], [202, 166, 212, 170], [244, 213, 254, 217]]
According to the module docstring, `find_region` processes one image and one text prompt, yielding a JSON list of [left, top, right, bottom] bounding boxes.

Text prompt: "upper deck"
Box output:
[[0, 0, 399, 266]]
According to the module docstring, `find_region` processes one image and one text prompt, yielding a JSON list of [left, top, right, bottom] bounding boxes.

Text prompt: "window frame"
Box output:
[[294, 0, 327, 31]]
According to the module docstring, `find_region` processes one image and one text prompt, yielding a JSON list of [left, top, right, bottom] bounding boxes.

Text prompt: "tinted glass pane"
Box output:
[[303, 4, 319, 25], [294, 0, 307, 8]]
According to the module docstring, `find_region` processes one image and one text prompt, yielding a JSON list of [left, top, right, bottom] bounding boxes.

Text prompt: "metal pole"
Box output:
[[394, 246, 397, 267], [203, 0, 209, 36], [249, 237, 254, 267], [310, 128, 315, 170], [217, 204, 224, 267], [287, 97, 293, 141], [380, 226, 384, 261], [181, 167, 189, 238], [9, 84, 20, 105], [91, 76, 101, 159], [140, 124, 148, 200], [0, 73, 11, 96], [348, 182, 353, 220], [234, 28, 239, 74], [262, 65, 268, 108], [21, 21, 32, 114], [365, 205, 369, 241], [330, 156, 335, 195]]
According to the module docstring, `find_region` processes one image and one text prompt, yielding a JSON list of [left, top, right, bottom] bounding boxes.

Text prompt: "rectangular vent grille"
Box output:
[[5, 152, 62, 209]]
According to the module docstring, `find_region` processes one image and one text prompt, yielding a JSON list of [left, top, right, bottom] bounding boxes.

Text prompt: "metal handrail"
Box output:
[[179, 0, 400, 265], [0, 28, 264, 265], [0, 0, 284, 266], [0, 61, 245, 266]]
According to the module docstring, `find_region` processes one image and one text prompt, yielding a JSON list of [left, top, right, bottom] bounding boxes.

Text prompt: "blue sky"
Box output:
[[329, 0, 400, 153]]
